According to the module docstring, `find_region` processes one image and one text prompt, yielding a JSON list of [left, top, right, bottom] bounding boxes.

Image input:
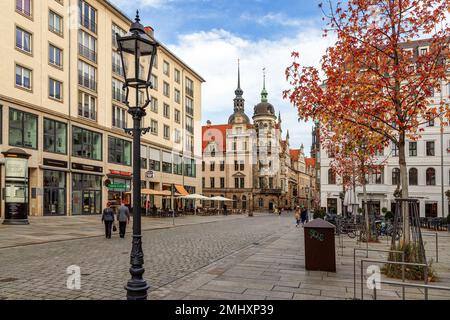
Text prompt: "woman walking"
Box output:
[[101, 202, 115, 239], [301, 206, 308, 226], [294, 206, 301, 227]]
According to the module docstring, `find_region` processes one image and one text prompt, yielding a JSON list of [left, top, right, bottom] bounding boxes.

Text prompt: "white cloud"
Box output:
[[167, 27, 335, 154]]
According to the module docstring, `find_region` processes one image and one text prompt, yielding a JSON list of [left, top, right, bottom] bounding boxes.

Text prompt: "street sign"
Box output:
[[145, 170, 155, 179], [107, 183, 128, 191]]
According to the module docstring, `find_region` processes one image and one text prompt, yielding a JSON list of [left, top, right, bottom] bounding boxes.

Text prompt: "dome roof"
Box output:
[[253, 102, 275, 117]]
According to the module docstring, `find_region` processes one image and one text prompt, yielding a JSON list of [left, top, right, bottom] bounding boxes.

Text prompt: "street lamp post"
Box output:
[[116, 11, 158, 300]]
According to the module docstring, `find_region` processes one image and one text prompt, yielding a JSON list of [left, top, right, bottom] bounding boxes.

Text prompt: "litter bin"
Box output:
[[304, 218, 336, 272]]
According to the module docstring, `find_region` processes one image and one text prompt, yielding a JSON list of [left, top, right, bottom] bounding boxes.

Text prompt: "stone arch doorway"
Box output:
[[242, 195, 247, 211]]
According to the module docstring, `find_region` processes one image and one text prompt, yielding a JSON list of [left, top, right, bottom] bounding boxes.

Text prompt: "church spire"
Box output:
[[233, 59, 244, 112], [278, 111, 282, 124], [261, 67, 268, 103]]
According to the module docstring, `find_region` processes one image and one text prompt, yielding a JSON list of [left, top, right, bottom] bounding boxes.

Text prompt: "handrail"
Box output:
[[353, 249, 404, 300], [373, 280, 450, 300], [360, 259, 428, 300]]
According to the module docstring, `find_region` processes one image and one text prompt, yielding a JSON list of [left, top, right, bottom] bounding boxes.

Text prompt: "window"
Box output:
[[174, 89, 181, 104], [9, 108, 37, 149], [269, 177, 273, 189], [234, 178, 239, 188], [79, 0, 97, 33], [49, 44, 63, 67], [16, 0, 32, 17], [150, 119, 158, 135], [163, 82, 170, 97], [220, 178, 225, 188], [16, 27, 32, 53], [163, 60, 170, 76], [150, 74, 158, 90], [43, 118, 66, 154], [392, 143, 399, 157], [419, 47, 429, 56], [186, 97, 194, 116], [234, 160, 239, 171], [174, 128, 181, 144], [258, 198, 264, 207], [186, 135, 194, 154], [240, 161, 244, 171], [112, 105, 127, 129], [240, 177, 245, 188], [78, 91, 96, 120], [426, 168, 436, 185], [409, 168, 418, 186], [78, 60, 96, 91], [78, 30, 96, 63], [112, 23, 125, 48], [186, 77, 194, 97], [210, 178, 215, 188], [427, 113, 435, 127], [186, 116, 194, 134], [150, 97, 158, 113], [141, 145, 148, 169], [409, 141, 417, 156], [328, 169, 336, 184], [202, 161, 205, 171], [108, 136, 131, 165], [49, 11, 63, 36], [367, 167, 384, 184], [111, 51, 123, 76], [220, 161, 225, 171], [112, 78, 126, 103], [149, 148, 160, 171], [72, 126, 102, 160], [175, 109, 180, 123], [174, 68, 180, 83], [426, 141, 435, 156], [15, 65, 32, 90], [210, 161, 215, 171], [173, 154, 183, 175], [49, 78, 62, 101], [392, 168, 400, 186], [163, 103, 170, 118], [425, 202, 438, 218], [202, 178, 205, 188], [162, 151, 172, 173], [163, 125, 170, 140], [184, 158, 196, 177]]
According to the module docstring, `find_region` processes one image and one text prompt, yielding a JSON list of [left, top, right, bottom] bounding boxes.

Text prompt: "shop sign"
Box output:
[[5, 158, 28, 179], [43, 158, 68, 168], [109, 170, 132, 177], [72, 163, 103, 173], [108, 183, 128, 191]]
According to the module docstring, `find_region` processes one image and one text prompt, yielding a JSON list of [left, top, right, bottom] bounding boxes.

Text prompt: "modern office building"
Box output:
[[0, 0, 204, 218]]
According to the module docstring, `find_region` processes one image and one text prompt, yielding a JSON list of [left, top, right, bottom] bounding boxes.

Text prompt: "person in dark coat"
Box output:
[[102, 202, 115, 239], [300, 206, 308, 226]]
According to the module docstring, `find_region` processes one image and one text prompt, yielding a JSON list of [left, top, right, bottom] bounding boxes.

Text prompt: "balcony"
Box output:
[[78, 44, 97, 63], [78, 73, 97, 91], [79, 15, 97, 34]]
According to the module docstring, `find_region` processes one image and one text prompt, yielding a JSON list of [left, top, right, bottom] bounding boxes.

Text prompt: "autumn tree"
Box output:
[[322, 119, 387, 241], [285, 0, 450, 243]]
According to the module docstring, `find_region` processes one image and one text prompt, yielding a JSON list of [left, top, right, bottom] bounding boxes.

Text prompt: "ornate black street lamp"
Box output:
[[116, 11, 158, 300]]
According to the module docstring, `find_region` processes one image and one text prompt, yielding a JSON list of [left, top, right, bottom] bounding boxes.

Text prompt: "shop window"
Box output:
[[108, 136, 131, 166], [44, 118, 67, 154], [72, 126, 102, 160], [9, 108, 37, 149]]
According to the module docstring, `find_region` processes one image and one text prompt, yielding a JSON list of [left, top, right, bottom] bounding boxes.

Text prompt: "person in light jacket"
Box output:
[[117, 201, 131, 238], [101, 202, 115, 239]]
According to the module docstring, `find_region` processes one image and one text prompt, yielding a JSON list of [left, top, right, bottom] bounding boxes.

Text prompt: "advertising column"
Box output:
[[2, 148, 31, 225]]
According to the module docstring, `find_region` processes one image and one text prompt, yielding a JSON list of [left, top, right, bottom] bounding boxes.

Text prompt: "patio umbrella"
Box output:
[[179, 194, 210, 200], [210, 196, 233, 201]]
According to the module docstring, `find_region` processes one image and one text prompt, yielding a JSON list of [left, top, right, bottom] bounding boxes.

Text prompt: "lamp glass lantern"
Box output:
[[116, 15, 157, 109]]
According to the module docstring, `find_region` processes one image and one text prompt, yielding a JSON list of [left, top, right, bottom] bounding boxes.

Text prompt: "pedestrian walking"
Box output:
[[101, 202, 115, 239], [301, 206, 308, 226], [223, 204, 228, 216], [117, 201, 130, 239], [294, 206, 301, 227]]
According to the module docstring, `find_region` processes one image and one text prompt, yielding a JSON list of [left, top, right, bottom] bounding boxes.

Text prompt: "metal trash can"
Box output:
[[304, 218, 336, 272]]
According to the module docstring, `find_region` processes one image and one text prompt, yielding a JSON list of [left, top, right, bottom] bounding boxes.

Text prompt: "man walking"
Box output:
[[117, 201, 130, 239]]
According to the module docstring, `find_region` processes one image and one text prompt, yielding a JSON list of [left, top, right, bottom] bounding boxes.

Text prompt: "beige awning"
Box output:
[[126, 189, 172, 196], [175, 185, 189, 196]]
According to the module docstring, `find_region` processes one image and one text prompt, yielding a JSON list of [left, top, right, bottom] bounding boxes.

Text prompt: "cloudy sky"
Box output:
[[109, 0, 335, 155]]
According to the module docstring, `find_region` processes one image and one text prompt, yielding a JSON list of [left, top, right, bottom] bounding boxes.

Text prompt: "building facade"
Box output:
[[319, 40, 450, 218], [202, 65, 312, 211], [0, 0, 204, 218]]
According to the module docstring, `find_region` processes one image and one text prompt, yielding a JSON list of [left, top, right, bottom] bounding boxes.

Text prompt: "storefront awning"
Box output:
[[174, 185, 189, 196]]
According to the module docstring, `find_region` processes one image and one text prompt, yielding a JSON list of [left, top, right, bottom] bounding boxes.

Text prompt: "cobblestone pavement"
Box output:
[[0, 214, 290, 300]]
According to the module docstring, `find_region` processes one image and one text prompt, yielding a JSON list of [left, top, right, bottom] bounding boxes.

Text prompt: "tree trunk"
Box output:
[[363, 179, 370, 242], [398, 133, 410, 244]]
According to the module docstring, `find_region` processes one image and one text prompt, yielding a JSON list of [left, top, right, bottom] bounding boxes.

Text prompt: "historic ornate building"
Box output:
[[202, 64, 311, 211]]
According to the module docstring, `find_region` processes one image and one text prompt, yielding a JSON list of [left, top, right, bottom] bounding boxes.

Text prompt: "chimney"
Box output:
[[144, 26, 154, 38]]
